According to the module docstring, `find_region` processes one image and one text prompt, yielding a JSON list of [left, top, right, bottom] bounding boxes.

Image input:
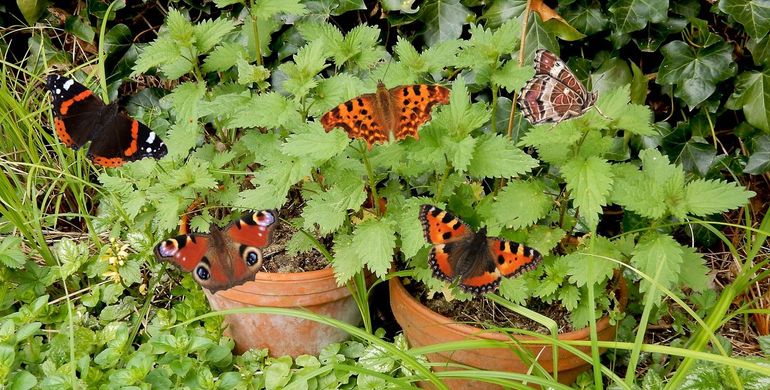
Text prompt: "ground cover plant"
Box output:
[[1, 0, 770, 388]]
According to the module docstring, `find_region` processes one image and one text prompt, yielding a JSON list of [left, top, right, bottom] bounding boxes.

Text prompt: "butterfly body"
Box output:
[[321, 82, 450, 148], [518, 49, 597, 125], [45, 75, 167, 167], [155, 210, 277, 293], [419, 205, 542, 294]]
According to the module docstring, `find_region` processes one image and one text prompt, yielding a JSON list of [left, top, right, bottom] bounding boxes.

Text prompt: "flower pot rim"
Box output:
[[249, 266, 335, 282], [390, 275, 627, 342]]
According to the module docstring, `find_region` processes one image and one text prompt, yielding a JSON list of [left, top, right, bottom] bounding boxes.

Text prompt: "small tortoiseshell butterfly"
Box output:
[[419, 205, 542, 294], [517, 49, 597, 125]]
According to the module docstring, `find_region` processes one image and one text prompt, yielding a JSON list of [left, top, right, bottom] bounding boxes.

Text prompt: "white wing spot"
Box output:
[[146, 147, 152, 153], [56, 88, 61, 94], [146, 132, 156, 143], [63, 79, 74, 91]]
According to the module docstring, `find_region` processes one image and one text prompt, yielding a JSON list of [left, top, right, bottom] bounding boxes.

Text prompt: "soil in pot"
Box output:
[[392, 276, 626, 389]]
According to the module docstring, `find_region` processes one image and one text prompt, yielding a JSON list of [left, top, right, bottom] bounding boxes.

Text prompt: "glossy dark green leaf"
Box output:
[[563, 4, 609, 35], [523, 13, 559, 61], [482, 0, 525, 28], [104, 24, 132, 57], [678, 139, 717, 176], [671, 0, 700, 17], [87, 0, 126, 20], [726, 69, 770, 132], [609, 0, 668, 33], [65, 15, 96, 43], [718, 0, 770, 39], [331, 0, 366, 15], [16, 0, 47, 25], [629, 61, 647, 105], [591, 58, 631, 93], [747, 35, 770, 66], [633, 17, 687, 52], [543, 18, 586, 41], [657, 40, 736, 108], [382, 0, 420, 14], [745, 135, 770, 174], [419, 0, 472, 46]]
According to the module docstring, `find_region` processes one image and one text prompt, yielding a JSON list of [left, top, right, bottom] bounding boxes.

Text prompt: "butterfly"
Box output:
[[320, 81, 450, 149], [45, 74, 167, 167], [419, 205, 542, 294], [517, 49, 598, 125], [154, 210, 277, 293]]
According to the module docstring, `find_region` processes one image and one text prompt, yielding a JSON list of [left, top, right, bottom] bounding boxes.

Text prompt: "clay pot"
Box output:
[[390, 276, 627, 389], [204, 268, 361, 356]]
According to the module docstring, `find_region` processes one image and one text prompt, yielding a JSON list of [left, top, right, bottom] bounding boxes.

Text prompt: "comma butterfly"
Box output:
[[320, 81, 450, 149], [518, 49, 598, 125], [419, 205, 542, 294]]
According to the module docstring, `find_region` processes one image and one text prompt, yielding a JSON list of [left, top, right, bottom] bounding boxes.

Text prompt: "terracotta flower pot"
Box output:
[[390, 276, 627, 389], [204, 268, 361, 356]]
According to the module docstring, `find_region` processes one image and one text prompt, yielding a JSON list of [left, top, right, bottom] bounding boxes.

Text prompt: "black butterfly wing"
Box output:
[[46, 75, 106, 148], [87, 110, 167, 167]]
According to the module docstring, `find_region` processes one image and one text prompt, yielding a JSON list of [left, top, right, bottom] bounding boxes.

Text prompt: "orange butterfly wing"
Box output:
[[389, 85, 450, 141], [320, 93, 388, 147], [321, 83, 450, 148]]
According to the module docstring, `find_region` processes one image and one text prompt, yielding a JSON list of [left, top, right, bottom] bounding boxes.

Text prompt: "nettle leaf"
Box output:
[[631, 233, 683, 303], [352, 219, 397, 278], [279, 41, 329, 98], [251, 0, 308, 18], [419, 0, 472, 46], [609, 0, 668, 33], [336, 25, 387, 69], [718, 0, 770, 39], [683, 179, 754, 217], [611, 149, 685, 219], [297, 21, 344, 55], [230, 92, 302, 129], [597, 85, 655, 136], [443, 135, 476, 172], [332, 236, 362, 284], [726, 70, 770, 133], [281, 123, 350, 163], [396, 198, 430, 259], [678, 246, 710, 292], [311, 74, 367, 116], [0, 236, 26, 269], [561, 156, 614, 231], [203, 42, 249, 72], [193, 18, 236, 54], [520, 120, 583, 165], [303, 177, 366, 234], [657, 40, 736, 108], [436, 78, 490, 137], [566, 236, 620, 287], [133, 9, 198, 79], [491, 60, 534, 93], [468, 134, 538, 179], [236, 59, 270, 86], [489, 180, 551, 230]]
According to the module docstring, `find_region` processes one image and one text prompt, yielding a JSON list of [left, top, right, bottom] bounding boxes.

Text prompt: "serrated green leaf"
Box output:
[[468, 134, 538, 179], [519, 120, 582, 165], [351, 219, 396, 278], [332, 235, 362, 284], [562, 156, 614, 231], [236, 59, 270, 85], [631, 233, 683, 302], [566, 236, 619, 288], [230, 92, 302, 129], [490, 181, 550, 229], [726, 70, 770, 133], [251, 0, 307, 18], [203, 42, 248, 72], [718, 0, 770, 39], [193, 18, 236, 53], [609, 0, 668, 33], [281, 124, 350, 163], [678, 246, 710, 292], [0, 237, 26, 269], [683, 179, 754, 216], [491, 60, 534, 93], [499, 277, 531, 304]]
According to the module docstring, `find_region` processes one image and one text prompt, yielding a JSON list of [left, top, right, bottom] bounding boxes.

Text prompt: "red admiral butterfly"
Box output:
[[419, 205, 542, 294], [154, 210, 278, 293], [45, 75, 167, 167], [518, 49, 598, 125]]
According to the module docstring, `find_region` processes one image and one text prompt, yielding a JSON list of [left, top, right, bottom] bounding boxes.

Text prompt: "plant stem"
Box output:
[[358, 143, 381, 216], [249, 2, 263, 66], [586, 281, 602, 389], [434, 160, 451, 202], [97, 0, 121, 102]]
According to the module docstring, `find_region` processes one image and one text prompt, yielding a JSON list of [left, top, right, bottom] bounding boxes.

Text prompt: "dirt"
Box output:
[[405, 280, 576, 334], [260, 210, 331, 274]]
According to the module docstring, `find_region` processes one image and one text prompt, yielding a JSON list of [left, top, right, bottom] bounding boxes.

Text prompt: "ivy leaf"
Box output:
[[657, 40, 736, 108], [631, 233, 683, 303], [747, 35, 770, 66], [561, 156, 614, 231], [382, 0, 420, 14], [489, 181, 551, 229], [677, 139, 716, 176], [718, 0, 770, 39], [683, 179, 754, 217], [609, 0, 668, 33], [0, 237, 26, 269], [745, 135, 770, 174], [523, 13, 559, 61], [726, 70, 770, 133], [419, 0, 472, 46], [468, 134, 538, 179], [564, 4, 609, 35]]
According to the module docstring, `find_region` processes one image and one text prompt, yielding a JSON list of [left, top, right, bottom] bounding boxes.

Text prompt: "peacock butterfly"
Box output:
[[154, 210, 277, 292], [418, 205, 542, 294]]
